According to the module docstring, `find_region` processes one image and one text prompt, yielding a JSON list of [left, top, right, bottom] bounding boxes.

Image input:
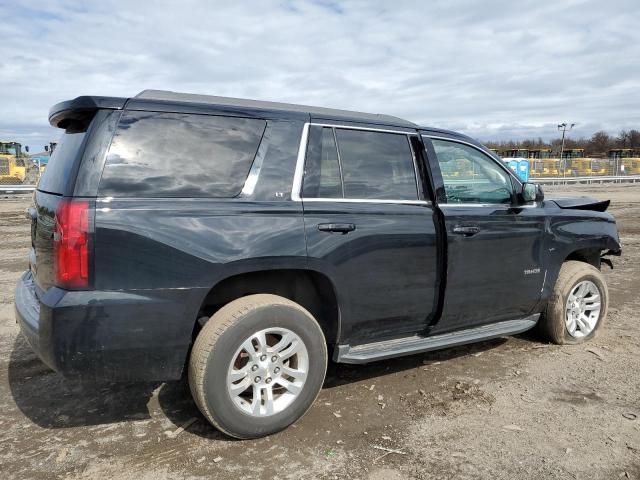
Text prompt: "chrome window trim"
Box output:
[[441, 203, 539, 209], [241, 125, 271, 196], [291, 122, 310, 202], [292, 122, 427, 205], [312, 123, 417, 135], [439, 203, 511, 208], [302, 198, 430, 206]]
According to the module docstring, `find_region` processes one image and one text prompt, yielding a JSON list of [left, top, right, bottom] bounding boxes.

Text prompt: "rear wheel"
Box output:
[[539, 260, 608, 344], [188, 294, 327, 439]]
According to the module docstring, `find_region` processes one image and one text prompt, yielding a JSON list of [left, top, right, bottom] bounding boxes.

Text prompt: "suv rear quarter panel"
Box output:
[[94, 199, 307, 291], [87, 116, 308, 380]]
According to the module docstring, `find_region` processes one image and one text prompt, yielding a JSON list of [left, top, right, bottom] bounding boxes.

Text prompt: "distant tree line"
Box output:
[[485, 129, 640, 157]]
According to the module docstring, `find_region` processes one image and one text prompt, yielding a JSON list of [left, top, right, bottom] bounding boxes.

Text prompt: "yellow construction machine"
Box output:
[[0, 141, 29, 183]]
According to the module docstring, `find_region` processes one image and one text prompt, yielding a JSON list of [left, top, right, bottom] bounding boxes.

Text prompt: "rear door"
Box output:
[[299, 123, 440, 345], [422, 135, 545, 333]]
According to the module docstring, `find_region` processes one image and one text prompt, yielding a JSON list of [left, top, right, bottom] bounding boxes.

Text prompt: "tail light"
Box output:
[[54, 200, 92, 289]]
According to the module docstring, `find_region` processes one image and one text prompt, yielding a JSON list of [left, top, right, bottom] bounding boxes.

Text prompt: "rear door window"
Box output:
[[302, 126, 342, 198], [99, 112, 266, 197], [335, 129, 418, 200], [302, 127, 419, 201]]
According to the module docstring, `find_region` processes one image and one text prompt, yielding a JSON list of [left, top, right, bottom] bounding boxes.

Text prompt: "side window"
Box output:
[[336, 129, 418, 200], [302, 127, 418, 201], [99, 111, 266, 197], [302, 126, 342, 198], [431, 139, 513, 204]]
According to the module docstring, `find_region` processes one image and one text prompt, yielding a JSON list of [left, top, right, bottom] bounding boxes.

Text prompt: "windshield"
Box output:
[[0, 143, 21, 156]]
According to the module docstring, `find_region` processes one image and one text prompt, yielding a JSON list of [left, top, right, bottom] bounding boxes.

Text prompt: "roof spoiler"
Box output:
[[49, 96, 127, 129]]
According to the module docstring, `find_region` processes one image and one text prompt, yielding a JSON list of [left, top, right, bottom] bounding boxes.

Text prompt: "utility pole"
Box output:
[[558, 122, 575, 183]]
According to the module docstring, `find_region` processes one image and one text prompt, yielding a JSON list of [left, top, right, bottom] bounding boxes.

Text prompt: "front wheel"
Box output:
[[539, 260, 608, 344], [188, 294, 327, 439]]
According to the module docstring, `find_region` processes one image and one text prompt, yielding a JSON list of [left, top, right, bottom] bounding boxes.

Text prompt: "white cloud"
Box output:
[[1, 0, 639, 149]]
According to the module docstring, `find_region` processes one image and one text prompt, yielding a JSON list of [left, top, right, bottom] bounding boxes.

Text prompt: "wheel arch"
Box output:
[[193, 268, 341, 348], [564, 247, 602, 269], [541, 237, 617, 303]]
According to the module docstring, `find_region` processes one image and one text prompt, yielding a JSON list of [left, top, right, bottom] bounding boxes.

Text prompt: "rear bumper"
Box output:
[[14, 272, 46, 363], [14, 271, 198, 382]]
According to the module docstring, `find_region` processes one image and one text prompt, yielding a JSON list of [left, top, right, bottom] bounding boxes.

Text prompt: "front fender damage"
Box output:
[[548, 196, 611, 212]]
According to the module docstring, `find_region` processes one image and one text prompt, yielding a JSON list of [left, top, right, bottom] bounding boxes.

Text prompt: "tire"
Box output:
[[539, 260, 608, 344], [188, 294, 327, 439]]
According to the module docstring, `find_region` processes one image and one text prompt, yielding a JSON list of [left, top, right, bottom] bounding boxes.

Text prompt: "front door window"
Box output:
[[431, 139, 514, 204]]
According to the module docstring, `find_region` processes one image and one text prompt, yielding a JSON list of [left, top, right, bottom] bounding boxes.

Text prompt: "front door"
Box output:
[[423, 136, 545, 334], [300, 124, 440, 345]]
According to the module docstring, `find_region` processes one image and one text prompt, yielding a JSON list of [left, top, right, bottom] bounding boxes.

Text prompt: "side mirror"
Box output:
[[521, 182, 543, 203], [25, 146, 30, 153], [44, 145, 49, 152]]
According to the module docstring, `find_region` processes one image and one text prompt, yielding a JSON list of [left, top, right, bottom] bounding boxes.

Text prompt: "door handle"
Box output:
[[452, 225, 480, 237], [318, 223, 356, 234]]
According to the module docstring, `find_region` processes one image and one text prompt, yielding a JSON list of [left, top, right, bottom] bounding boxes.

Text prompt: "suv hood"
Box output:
[[548, 195, 610, 212]]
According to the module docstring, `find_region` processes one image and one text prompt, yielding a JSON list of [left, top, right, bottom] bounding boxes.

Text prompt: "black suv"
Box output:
[[15, 90, 621, 438]]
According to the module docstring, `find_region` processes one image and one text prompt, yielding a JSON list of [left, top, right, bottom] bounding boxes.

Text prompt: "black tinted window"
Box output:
[[38, 129, 87, 195], [99, 112, 266, 197], [335, 129, 417, 200], [302, 126, 342, 198]]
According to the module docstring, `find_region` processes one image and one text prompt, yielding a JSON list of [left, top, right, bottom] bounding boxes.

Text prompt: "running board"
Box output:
[[335, 315, 540, 364]]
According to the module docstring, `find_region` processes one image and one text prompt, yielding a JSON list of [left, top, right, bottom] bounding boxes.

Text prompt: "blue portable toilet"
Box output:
[[517, 159, 530, 182], [507, 160, 518, 175]]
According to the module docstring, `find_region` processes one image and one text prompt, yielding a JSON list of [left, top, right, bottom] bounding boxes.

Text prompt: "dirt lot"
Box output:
[[0, 184, 638, 480]]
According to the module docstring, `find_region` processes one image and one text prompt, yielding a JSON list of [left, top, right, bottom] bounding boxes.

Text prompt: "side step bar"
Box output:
[[334, 315, 540, 364]]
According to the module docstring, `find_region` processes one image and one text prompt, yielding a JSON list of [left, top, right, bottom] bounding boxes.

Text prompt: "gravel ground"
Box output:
[[0, 184, 638, 480]]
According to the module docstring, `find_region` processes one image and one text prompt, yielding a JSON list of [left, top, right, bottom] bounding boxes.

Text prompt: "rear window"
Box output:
[[38, 129, 87, 195], [99, 111, 266, 198]]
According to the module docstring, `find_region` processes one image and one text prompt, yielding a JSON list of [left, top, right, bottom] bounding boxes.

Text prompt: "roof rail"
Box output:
[[135, 89, 416, 127]]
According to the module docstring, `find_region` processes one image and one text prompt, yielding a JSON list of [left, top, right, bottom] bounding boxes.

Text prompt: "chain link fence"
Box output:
[[524, 156, 640, 185], [527, 157, 639, 179]]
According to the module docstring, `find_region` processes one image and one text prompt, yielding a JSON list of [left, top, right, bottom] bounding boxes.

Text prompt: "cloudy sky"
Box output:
[[2, 0, 639, 151]]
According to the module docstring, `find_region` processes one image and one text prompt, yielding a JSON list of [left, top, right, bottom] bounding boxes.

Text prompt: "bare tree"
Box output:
[[617, 130, 630, 148], [589, 131, 612, 155], [483, 128, 639, 156]]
